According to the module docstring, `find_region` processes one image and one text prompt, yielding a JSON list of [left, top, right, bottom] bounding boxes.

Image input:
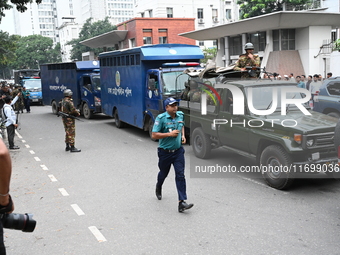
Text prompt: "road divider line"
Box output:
[[71, 204, 85, 216], [88, 226, 107, 242], [40, 165, 48, 171], [34, 157, 41, 162], [58, 188, 69, 196], [29, 150, 35, 154], [15, 130, 22, 139], [25, 144, 30, 148], [48, 175, 58, 182]]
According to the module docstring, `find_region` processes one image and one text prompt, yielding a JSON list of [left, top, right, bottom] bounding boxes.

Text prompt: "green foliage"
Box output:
[[237, 0, 312, 19], [334, 39, 340, 51], [67, 17, 116, 61], [201, 47, 217, 64], [13, 34, 61, 69], [0, 0, 42, 22]]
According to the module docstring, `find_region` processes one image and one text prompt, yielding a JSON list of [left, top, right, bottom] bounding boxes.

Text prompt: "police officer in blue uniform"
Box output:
[[152, 97, 194, 213]]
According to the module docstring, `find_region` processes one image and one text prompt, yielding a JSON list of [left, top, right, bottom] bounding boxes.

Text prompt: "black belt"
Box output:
[[159, 147, 180, 153]]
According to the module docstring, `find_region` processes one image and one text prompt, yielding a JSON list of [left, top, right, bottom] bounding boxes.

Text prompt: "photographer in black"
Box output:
[[0, 139, 14, 254]]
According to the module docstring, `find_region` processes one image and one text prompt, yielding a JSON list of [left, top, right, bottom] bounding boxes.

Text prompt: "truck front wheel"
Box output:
[[52, 101, 58, 115], [114, 110, 125, 128], [192, 127, 211, 159], [83, 103, 93, 119], [260, 145, 294, 190]]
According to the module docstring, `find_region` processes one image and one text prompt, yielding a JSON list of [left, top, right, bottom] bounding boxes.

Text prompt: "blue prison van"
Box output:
[[99, 44, 204, 137], [41, 61, 101, 119]]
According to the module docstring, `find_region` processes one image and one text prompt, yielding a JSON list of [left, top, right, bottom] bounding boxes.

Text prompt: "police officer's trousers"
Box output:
[[157, 147, 187, 201]]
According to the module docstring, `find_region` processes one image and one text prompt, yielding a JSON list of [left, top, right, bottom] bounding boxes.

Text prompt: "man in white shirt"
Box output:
[[309, 74, 322, 103], [2, 95, 20, 149]]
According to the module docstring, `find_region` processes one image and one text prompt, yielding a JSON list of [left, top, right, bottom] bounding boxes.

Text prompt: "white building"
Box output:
[[134, 0, 240, 49], [180, 11, 340, 77]]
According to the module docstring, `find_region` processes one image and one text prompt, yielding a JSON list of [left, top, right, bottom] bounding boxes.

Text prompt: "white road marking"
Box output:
[[21, 140, 26, 143], [25, 144, 30, 148], [15, 130, 22, 138], [29, 150, 35, 154], [48, 175, 58, 182], [71, 204, 85, 216], [40, 165, 48, 171], [58, 188, 69, 196], [88, 226, 107, 242], [34, 157, 41, 161]]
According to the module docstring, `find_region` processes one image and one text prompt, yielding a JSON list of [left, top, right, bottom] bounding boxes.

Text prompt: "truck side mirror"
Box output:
[[148, 79, 156, 90]]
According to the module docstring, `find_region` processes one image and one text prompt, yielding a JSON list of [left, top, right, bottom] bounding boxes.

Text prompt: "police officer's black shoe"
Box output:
[[178, 201, 194, 213], [65, 144, 70, 151], [70, 146, 81, 152], [155, 185, 162, 200]]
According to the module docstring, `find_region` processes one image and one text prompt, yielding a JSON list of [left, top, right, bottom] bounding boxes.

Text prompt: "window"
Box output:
[[143, 37, 152, 44], [126, 56, 130, 66], [130, 55, 135, 65], [229, 36, 242, 56], [159, 37, 167, 44], [167, 7, 173, 18], [327, 82, 340, 96], [199, 41, 204, 46], [247, 32, 266, 52], [225, 9, 231, 20], [273, 29, 295, 51], [212, 9, 218, 20], [197, 8, 203, 19], [130, 38, 135, 48]]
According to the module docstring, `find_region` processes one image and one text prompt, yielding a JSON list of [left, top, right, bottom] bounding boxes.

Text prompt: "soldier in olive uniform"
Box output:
[[12, 85, 24, 113], [186, 80, 201, 102], [61, 89, 81, 152], [234, 42, 261, 78]]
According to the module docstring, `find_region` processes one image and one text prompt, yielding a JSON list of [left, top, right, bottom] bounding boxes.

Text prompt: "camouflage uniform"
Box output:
[[187, 89, 201, 102], [234, 54, 261, 78], [61, 97, 79, 146], [12, 88, 24, 113]]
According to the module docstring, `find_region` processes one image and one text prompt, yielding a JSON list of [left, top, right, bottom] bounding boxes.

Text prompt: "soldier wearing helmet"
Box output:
[[234, 42, 261, 74], [60, 89, 81, 152]]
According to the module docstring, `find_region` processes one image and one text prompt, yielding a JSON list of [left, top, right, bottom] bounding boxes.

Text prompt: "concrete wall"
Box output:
[[330, 51, 340, 76]]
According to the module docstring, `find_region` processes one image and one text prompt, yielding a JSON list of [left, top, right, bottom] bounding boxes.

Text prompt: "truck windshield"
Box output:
[[162, 72, 188, 95], [245, 85, 309, 112], [92, 75, 101, 91], [22, 79, 41, 91]]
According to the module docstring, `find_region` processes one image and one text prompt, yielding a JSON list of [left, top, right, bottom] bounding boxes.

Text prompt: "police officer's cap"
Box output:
[[244, 42, 254, 50], [63, 89, 73, 97], [164, 97, 178, 107]]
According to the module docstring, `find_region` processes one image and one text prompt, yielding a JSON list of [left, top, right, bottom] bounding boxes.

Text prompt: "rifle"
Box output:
[[57, 111, 84, 122]]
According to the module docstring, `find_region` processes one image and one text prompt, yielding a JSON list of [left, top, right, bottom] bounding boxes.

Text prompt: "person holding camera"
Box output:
[[0, 139, 15, 254]]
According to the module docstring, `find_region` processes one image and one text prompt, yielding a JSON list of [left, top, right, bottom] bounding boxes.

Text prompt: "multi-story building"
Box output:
[[134, 0, 240, 49]]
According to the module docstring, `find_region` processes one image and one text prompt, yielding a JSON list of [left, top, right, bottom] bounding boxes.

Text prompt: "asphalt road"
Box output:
[[2, 105, 340, 255]]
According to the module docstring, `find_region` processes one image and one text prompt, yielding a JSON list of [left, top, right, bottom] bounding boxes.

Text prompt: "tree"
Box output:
[[13, 34, 61, 69], [0, 30, 19, 78], [0, 0, 42, 22], [237, 0, 312, 19], [201, 47, 217, 64], [67, 17, 116, 61]]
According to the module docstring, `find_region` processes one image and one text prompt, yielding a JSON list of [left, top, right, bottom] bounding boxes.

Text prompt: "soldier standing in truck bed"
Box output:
[[234, 42, 261, 78]]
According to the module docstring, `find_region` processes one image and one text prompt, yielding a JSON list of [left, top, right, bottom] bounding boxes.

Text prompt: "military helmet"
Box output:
[[63, 89, 73, 97], [244, 42, 254, 50]]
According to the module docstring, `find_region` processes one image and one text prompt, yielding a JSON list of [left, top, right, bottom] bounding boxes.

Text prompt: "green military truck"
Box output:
[[179, 73, 338, 190]]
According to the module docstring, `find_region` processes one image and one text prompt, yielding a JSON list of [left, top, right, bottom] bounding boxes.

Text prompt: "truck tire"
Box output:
[[82, 103, 93, 119], [260, 145, 294, 190], [51, 101, 58, 115], [192, 127, 211, 159], [114, 110, 125, 128], [327, 112, 340, 119]]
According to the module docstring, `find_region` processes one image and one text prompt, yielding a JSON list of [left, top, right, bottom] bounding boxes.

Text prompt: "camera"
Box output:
[[0, 213, 36, 232]]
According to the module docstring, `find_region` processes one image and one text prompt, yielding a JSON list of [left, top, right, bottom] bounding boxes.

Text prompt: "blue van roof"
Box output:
[[99, 44, 204, 60], [75, 60, 100, 70]]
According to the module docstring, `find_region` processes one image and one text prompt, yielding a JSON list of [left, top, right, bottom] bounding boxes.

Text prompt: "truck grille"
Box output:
[[303, 132, 334, 149]]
